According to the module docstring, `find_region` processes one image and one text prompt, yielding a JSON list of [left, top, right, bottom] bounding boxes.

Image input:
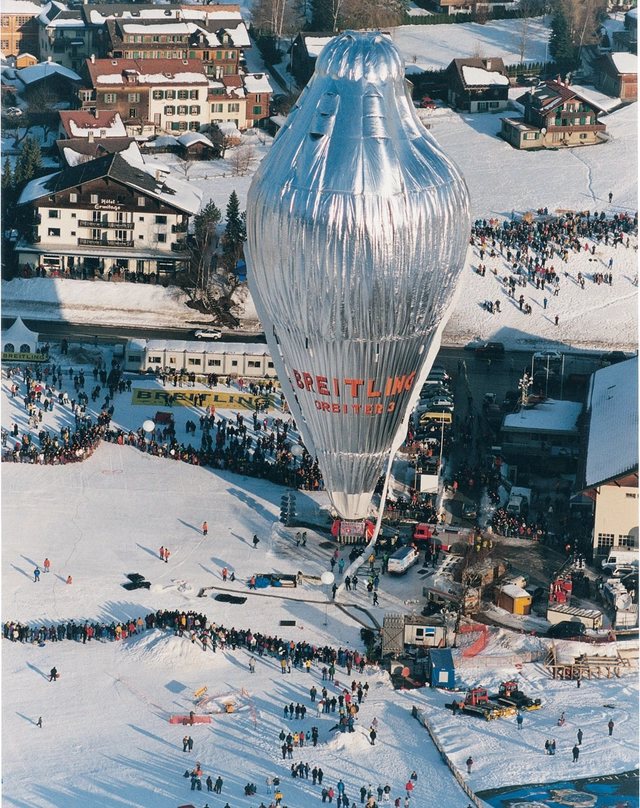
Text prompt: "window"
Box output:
[[171, 121, 180, 131], [137, 197, 145, 207], [190, 105, 200, 115], [178, 121, 187, 131], [92, 228, 101, 240], [47, 228, 60, 237], [415, 628, 424, 638], [216, 50, 222, 60], [177, 105, 188, 115], [69, 193, 77, 203], [169, 356, 176, 364], [91, 194, 98, 204], [231, 360, 238, 367], [477, 101, 488, 111], [103, 93, 117, 103], [149, 356, 162, 364], [247, 360, 261, 368], [189, 121, 198, 131], [71, 213, 76, 218], [597, 533, 615, 551], [489, 101, 499, 109], [618, 535, 635, 548], [208, 359, 221, 366], [129, 108, 137, 119], [152, 35, 160, 43], [137, 260, 145, 272], [48, 209, 60, 218], [128, 354, 141, 362], [139, 216, 144, 221], [153, 89, 164, 100], [165, 89, 175, 100], [252, 105, 262, 116], [177, 89, 189, 99], [579, 117, 585, 125], [70, 231, 76, 236], [579, 133, 588, 139], [190, 90, 199, 99], [229, 51, 236, 60], [115, 230, 128, 241], [164, 105, 175, 115], [211, 103, 223, 113], [155, 215, 167, 224], [267, 362, 274, 369], [157, 233, 167, 243], [228, 103, 239, 113], [188, 357, 202, 366], [626, 493, 637, 499], [127, 92, 140, 103], [523, 132, 539, 140]]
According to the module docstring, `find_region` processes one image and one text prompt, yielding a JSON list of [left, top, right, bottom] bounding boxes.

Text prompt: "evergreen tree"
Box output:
[[1, 157, 13, 190], [222, 191, 246, 267], [14, 136, 42, 186], [189, 199, 222, 292], [549, 6, 577, 67]]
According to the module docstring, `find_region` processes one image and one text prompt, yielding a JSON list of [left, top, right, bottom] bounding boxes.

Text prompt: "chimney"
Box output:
[[94, 108, 99, 119], [91, 53, 95, 64], [155, 169, 161, 181], [88, 130, 94, 143], [47, 56, 52, 62], [484, 59, 492, 70]]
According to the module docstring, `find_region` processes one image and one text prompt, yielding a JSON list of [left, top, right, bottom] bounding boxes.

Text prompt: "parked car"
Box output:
[[474, 342, 505, 359], [546, 621, 588, 640], [419, 396, 454, 412], [387, 545, 420, 574], [194, 328, 222, 339], [461, 500, 478, 519], [600, 351, 628, 366], [420, 96, 437, 109]]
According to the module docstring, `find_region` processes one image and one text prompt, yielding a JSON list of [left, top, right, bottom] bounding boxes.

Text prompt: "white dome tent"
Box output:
[[2, 317, 41, 358]]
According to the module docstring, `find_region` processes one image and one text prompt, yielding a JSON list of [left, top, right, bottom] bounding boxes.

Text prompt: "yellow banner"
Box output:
[[2, 352, 48, 362], [131, 388, 275, 410]]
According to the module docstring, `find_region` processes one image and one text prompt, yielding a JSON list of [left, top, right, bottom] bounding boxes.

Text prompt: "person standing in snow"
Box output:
[[36, 716, 42, 728], [466, 756, 473, 774], [49, 667, 58, 682], [252, 534, 260, 549], [164, 548, 170, 563], [187, 736, 194, 753], [43, 558, 51, 574], [34, 567, 41, 583], [369, 727, 377, 745], [202, 522, 208, 536], [577, 728, 583, 745], [608, 719, 615, 736], [572, 744, 580, 762], [159, 546, 165, 561], [249, 657, 256, 673]]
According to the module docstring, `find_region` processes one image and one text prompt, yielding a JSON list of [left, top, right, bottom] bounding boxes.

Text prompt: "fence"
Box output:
[[455, 648, 547, 668], [412, 705, 483, 808]]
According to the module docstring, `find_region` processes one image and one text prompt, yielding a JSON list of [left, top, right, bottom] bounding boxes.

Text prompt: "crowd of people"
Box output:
[[1, 361, 324, 491]]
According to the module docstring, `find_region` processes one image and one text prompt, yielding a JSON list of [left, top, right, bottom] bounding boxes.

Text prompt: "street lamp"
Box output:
[[518, 372, 532, 406], [142, 419, 155, 452], [321, 571, 335, 626]]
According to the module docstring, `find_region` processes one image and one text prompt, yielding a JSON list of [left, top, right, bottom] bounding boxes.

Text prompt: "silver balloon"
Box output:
[[246, 31, 470, 520]]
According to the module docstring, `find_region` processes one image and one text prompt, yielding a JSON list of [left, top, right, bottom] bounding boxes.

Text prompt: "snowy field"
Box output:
[[2, 359, 639, 808]]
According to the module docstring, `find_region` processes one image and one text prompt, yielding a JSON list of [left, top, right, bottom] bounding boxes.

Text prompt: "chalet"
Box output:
[[1, 0, 41, 59], [500, 80, 607, 150], [175, 131, 218, 160], [83, 4, 249, 80], [80, 56, 209, 137], [243, 72, 272, 128], [14, 59, 81, 105], [16, 149, 202, 280], [38, 1, 90, 72], [58, 108, 128, 140], [577, 358, 638, 560], [445, 57, 509, 113], [501, 398, 583, 467], [290, 33, 335, 87], [612, 8, 637, 54], [594, 52, 637, 101]]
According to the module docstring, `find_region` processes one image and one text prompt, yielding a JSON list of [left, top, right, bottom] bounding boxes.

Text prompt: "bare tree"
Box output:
[[515, 0, 546, 66], [229, 144, 257, 177]]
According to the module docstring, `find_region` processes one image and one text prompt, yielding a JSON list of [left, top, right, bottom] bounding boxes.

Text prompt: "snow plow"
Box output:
[[492, 681, 542, 711], [445, 687, 518, 720]]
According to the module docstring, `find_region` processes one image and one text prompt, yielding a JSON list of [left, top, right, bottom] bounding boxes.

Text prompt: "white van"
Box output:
[[387, 545, 420, 575], [602, 550, 639, 572]]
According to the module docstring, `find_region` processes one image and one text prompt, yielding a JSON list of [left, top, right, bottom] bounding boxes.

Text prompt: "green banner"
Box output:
[[131, 388, 275, 410]]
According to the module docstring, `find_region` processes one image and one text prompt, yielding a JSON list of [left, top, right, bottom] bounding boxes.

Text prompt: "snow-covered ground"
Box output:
[[1, 356, 638, 808]]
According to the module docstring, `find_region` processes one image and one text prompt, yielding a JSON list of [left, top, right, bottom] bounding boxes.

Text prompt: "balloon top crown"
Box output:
[[315, 31, 404, 84]]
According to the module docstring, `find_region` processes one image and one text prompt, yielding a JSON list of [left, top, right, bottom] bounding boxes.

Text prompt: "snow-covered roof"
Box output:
[[304, 36, 335, 57], [503, 399, 583, 434], [1, 0, 41, 15], [220, 22, 250, 48], [244, 73, 273, 95], [584, 358, 638, 488], [90, 59, 208, 86], [611, 52, 637, 74], [17, 62, 81, 85], [128, 339, 269, 354], [121, 22, 195, 35], [176, 131, 212, 148], [461, 64, 509, 87], [59, 110, 127, 139], [1, 316, 39, 346], [216, 121, 240, 136], [569, 84, 621, 114], [89, 6, 243, 24], [18, 150, 203, 215], [501, 584, 531, 599]]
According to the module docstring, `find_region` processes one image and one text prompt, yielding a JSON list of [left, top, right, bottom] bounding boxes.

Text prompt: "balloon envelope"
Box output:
[[321, 571, 335, 585], [246, 31, 470, 520]]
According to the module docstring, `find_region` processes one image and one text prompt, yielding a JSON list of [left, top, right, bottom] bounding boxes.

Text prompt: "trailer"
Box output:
[[546, 603, 603, 630]]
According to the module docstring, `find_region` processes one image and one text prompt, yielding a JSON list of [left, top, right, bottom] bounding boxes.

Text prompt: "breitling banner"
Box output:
[[131, 388, 274, 410]]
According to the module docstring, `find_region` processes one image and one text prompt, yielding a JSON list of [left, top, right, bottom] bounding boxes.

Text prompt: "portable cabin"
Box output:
[[428, 648, 455, 688]]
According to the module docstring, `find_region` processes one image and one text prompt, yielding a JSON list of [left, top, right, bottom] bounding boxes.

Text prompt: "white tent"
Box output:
[[2, 316, 39, 355]]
